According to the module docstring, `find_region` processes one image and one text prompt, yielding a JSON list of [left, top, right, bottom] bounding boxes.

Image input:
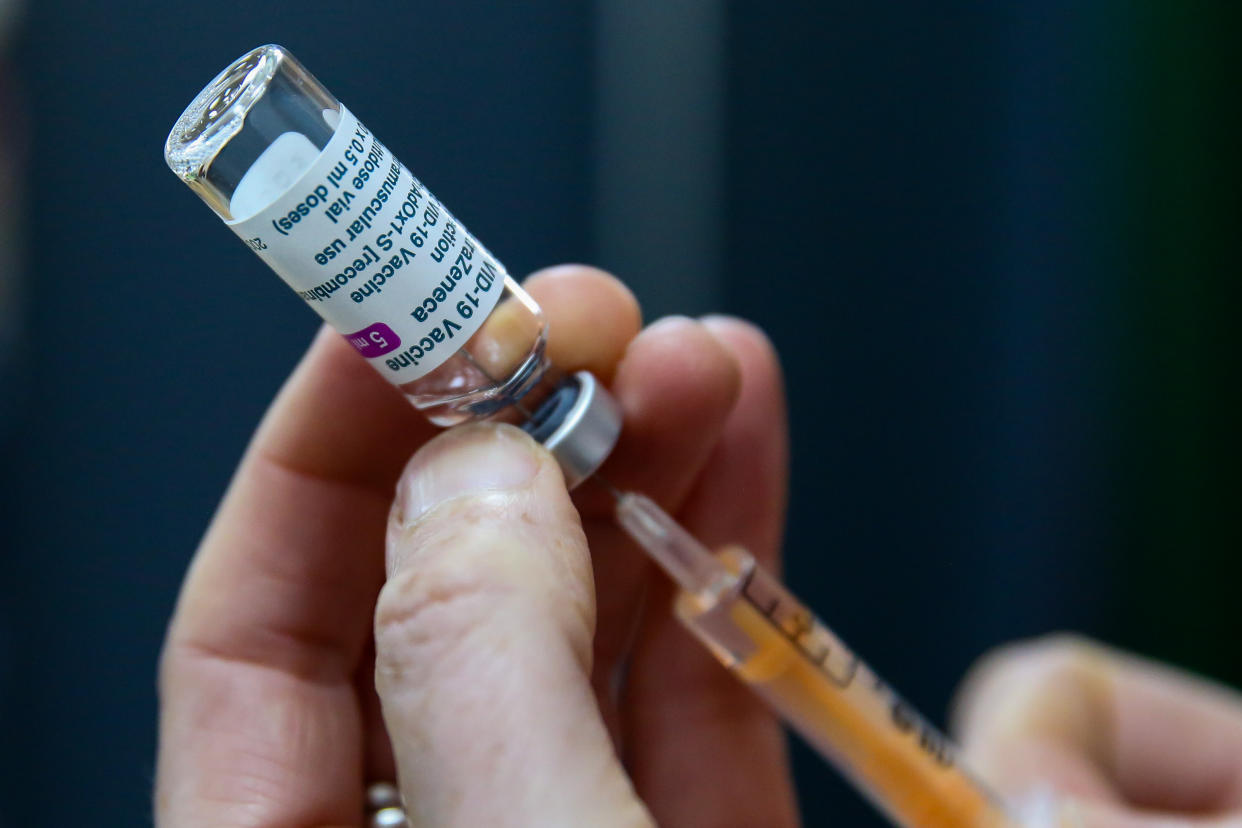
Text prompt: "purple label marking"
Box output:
[[345, 322, 401, 357]]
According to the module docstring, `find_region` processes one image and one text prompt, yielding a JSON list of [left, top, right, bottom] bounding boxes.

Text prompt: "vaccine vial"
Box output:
[[165, 45, 619, 485]]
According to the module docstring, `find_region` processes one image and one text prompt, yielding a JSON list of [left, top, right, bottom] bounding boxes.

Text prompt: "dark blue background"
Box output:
[[2, 2, 1238, 826]]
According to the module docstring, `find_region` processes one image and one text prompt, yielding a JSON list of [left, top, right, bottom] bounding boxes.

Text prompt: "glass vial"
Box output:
[[165, 45, 550, 427]]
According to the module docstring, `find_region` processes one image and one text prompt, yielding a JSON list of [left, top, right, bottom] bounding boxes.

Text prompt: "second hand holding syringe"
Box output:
[[613, 491, 1022, 828]]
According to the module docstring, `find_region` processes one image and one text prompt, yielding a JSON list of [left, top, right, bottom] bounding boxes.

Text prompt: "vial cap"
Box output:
[[540, 372, 622, 489]]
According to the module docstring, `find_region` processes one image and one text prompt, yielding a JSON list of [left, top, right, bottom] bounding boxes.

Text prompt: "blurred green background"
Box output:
[[1111, 4, 1240, 681]]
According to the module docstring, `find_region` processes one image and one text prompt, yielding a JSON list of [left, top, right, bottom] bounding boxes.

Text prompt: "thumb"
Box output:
[[375, 423, 652, 828]]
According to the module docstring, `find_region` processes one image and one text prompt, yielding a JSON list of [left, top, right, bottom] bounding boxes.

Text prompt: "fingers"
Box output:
[[953, 635, 1120, 806], [168, 266, 643, 682], [622, 319, 800, 828], [168, 327, 430, 677], [1051, 799, 1242, 828], [360, 264, 644, 781], [571, 317, 743, 739], [587, 315, 742, 512], [158, 266, 647, 825], [953, 634, 1242, 818], [523, 264, 642, 382], [376, 424, 653, 827], [677, 317, 790, 562], [1012, 794, 1242, 828], [158, 327, 421, 826]]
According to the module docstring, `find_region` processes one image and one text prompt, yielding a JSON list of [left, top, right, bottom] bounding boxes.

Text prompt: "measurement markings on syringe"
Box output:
[[738, 568, 957, 768], [738, 568, 860, 688]]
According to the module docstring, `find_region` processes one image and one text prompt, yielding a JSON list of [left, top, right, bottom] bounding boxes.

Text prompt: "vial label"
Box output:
[[227, 107, 506, 383]]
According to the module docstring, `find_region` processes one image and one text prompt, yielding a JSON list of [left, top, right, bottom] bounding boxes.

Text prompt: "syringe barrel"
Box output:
[[674, 547, 1017, 828]]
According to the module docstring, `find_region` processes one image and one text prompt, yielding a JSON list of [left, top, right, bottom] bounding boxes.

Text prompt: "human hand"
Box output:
[[953, 635, 1242, 827], [155, 265, 800, 827]]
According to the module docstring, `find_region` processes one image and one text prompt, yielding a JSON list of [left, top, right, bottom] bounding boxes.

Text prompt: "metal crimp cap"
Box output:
[[533, 371, 622, 489]]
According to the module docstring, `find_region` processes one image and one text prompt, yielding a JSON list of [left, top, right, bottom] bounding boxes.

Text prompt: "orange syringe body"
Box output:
[[674, 546, 1017, 828]]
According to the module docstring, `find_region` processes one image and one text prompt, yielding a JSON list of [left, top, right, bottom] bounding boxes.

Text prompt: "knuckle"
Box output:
[[952, 632, 1111, 740], [375, 496, 594, 682], [373, 564, 505, 677], [973, 633, 1102, 690], [375, 525, 515, 681]]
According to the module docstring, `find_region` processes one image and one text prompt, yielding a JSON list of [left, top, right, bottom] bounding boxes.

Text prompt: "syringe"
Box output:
[[613, 491, 1024, 828]]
